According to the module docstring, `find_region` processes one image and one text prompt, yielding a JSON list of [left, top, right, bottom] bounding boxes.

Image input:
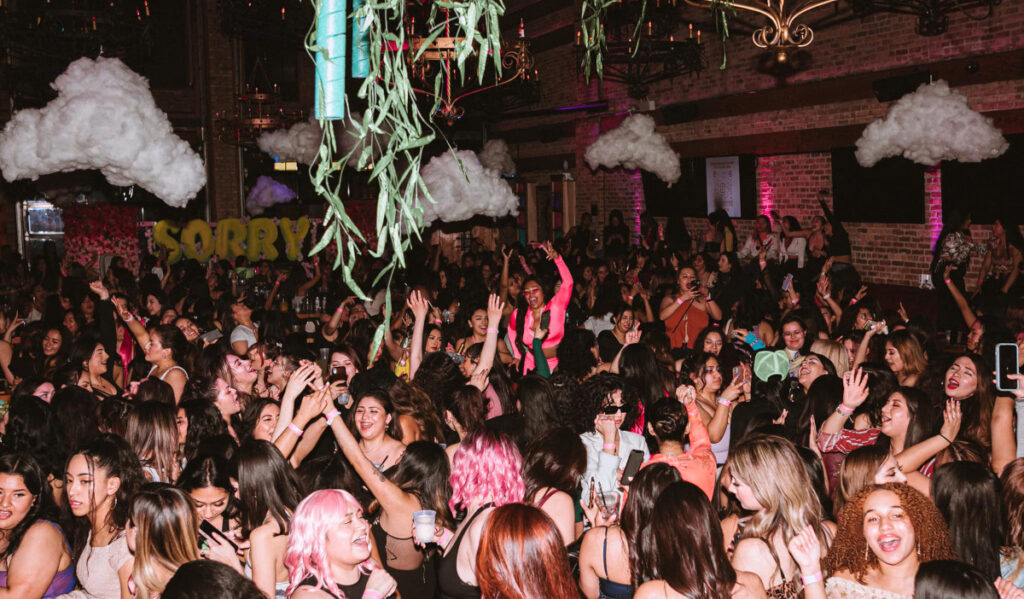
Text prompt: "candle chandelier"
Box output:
[[214, 59, 305, 146], [577, 0, 707, 99], [404, 7, 538, 125]]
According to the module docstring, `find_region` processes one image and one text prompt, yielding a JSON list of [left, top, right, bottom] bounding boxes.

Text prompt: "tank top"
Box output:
[[437, 504, 492, 599], [0, 520, 75, 598], [297, 573, 395, 598], [598, 527, 633, 599], [370, 517, 436, 599], [148, 364, 189, 381]]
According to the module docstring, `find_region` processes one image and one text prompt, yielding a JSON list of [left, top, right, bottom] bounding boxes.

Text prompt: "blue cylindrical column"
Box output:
[[315, 0, 347, 120], [350, 0, 370, 79]]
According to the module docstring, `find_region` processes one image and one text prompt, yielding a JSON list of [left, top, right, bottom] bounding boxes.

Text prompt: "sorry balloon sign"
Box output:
[[151, 217, 312, 263]]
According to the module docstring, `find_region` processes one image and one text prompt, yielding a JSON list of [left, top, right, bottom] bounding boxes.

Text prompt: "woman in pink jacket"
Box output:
[[506, 242, 573, 376]]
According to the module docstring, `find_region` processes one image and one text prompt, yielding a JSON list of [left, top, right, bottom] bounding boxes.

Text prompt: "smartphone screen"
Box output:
[[620, 450, 645, 486], [199, 519, 238, 551], [329, 366, 347, 385], [996, 343, 1019, 392]]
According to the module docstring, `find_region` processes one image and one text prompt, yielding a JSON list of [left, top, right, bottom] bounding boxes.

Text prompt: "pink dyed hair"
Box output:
[[284, 489, 376, 597], [449, 429, 525, 513]]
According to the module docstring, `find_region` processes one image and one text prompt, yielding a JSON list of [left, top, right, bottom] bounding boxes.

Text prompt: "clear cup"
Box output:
[[319, 347, 330, 361], [413, 510, 436, 545], [599, 491, 620, 522]]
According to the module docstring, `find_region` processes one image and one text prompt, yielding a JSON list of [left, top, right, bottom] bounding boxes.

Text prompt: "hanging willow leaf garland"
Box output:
[[305, 0, 507, 359]]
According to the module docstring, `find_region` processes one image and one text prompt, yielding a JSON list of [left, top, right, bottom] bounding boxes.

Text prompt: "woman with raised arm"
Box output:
[[113, 297, 189, 403], [506, 242, 573, 376], [322, 391, 452, 599], [661, 266, 721, 351]]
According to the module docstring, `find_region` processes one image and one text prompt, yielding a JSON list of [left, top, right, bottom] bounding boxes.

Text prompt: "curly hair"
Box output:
[[566, 373, 631, 436], [449, 429, 524, 513], [823, 483, 956, 581]]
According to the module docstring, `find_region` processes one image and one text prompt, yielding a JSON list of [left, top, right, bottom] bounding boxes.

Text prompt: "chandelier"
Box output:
[[0, 0, 153, 104], [848, 0, 1001, 36], [404, 10, 538, 125], [213, 59, 305, 146], [578, 0, 706, 99], [682, 0, 838, 62]]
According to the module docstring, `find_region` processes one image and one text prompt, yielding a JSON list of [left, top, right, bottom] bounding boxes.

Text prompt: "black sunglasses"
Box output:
[[601, 404, 626, 415]]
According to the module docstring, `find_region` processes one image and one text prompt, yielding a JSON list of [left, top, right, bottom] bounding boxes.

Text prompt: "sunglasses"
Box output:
[[524, 287, 542, 296], [601, 404, 626, 415]]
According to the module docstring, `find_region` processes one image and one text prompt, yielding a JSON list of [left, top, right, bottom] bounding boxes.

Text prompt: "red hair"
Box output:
[[476, 504, 577, 599]]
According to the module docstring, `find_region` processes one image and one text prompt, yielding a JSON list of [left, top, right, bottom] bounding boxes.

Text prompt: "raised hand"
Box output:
[[89, 280, 110, 301], [841, 368, 870, 410], [486, 293, 504, 325], [406, 290, 430, 321], [940, 399, 962, 442], [786, 525, 822, 576], [540, 241, 558, 261]]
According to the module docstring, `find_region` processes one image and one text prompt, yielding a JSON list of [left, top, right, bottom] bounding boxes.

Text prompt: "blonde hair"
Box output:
[[811, 339, 849, 379], [131, 485, 200, 598], [726, 434, 830, 575], [834, 445, 889, 518]]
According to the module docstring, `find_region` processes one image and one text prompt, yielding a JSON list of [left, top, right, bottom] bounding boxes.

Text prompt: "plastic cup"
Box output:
[[413, 510, 436, 544], [599, 491, 620, 522]]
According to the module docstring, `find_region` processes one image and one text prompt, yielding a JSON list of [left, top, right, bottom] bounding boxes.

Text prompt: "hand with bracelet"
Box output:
[[839, 367, 870, 417], [787, 525, 825, 599], [938, 399, 962, 445]]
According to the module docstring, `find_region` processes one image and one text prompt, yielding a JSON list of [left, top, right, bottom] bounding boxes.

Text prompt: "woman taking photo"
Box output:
[[823, 484, 955, 599], [661, 266, 720, 351], [115, 298, 189, 403], [284, 489, 397, 599], [686, 353, 741, 468], [633, 481, 764, 599], [0, 454, 74, 598], [578, 463, 682, 599], [64, 434, 145, 599], [597, 304, 635, 364], [126, 485, 201, 599]]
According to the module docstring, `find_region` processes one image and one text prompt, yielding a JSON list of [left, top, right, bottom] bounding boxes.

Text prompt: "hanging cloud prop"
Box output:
[[0, 56, 206, 208], [855, 80, 1009, 167], [584, 113, 680, 185], [477, 139, 516, 176], [257, 117, 321, 164], [245, 176, 297, 215], [257, 111, 389, 169], [419, 150, 518, 224]]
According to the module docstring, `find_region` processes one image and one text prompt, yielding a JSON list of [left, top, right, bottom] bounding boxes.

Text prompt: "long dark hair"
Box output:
[[638, 481, 736, 598], [179, 398, 230, 464], [177, 455, 238, 523], [68, 434, 146, 555], [522, 428, 586, 503], [149, 324, 193, 370], [0, 454, 58, 560], [386, 441, 453, 529], [931, 462, 1003, 580], [235, 440, 301, 536], [915, 560, 998, 599], [625, 463, 682, 588], [517, 375, 557, 443]]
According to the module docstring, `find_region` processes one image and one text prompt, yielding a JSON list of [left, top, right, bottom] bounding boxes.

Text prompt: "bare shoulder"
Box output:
[[734, 571, 767, 599], [291, 587, 332, 599], [636, 581, 677, 599]]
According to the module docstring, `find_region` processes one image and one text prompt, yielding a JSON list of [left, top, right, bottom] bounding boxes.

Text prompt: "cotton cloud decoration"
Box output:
[[419, 150, 518, 224], [584, 113, 680, 185], [855, 80, 1008, 167], [0, 56, 206, 208], [477, 139, 516, 176], [257, 117, 321, 164], [245, 176, 297, 215]]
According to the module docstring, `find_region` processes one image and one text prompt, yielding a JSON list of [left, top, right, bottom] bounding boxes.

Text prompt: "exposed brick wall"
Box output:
[[496, 1, 1024, 287], [203, 0, 243, 220]]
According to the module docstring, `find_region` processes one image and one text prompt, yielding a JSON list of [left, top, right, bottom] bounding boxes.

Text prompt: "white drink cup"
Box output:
[[413, 510, 436, 544]]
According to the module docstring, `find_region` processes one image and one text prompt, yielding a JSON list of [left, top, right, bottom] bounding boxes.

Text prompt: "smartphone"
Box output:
[[782, 274, 793, 292], [329, 366, 347, 385], [620, 449, 645, 486], [200, 329, 223, 343], [199, 520, 238, 552], [996, 342, 1020, 393]]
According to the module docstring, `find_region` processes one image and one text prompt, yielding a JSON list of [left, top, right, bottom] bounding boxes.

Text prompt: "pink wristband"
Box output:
[[801, 572, 823, 585], [676, 297, 684, 305], [836, 404, 854, 416], [287, 422, 303, 437], [944, 278, 952, 285], [325, 409, 341, 426], [363, 591, 384, 599], [433, 319, 442, 325], [486, 327, 499, 334], [602, 443, 617, 451], [717, 398, 732, 407]]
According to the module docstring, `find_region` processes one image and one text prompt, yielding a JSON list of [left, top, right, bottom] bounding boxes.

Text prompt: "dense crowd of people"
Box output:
[[0, 204, 1021, 599]]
